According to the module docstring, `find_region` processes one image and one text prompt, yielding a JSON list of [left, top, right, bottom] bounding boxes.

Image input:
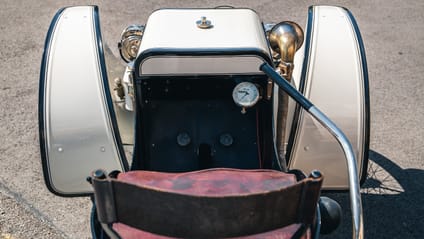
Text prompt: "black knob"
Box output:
[[177, 132, 191, 147], [319, 196, 342, 234], [92, 169, 107, 179], [219, 133, 234, 147], [310, 170, 322, 179]]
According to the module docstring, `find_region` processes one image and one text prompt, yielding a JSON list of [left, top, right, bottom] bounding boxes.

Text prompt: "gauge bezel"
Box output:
[[232, 81, 260, 108]]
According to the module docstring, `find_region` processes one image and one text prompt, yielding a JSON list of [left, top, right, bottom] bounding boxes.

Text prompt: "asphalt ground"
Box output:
[[0, 0, 423, 238]]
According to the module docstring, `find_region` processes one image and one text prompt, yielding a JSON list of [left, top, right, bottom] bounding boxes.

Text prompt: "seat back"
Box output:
[[91, 168, 322, 238]]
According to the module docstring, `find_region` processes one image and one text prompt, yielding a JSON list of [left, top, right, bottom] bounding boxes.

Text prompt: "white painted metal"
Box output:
[[42, 6, 125, 195], [122, 66, 135, 111], [138, 9, 271, 75], [288, 6, 367, 189]]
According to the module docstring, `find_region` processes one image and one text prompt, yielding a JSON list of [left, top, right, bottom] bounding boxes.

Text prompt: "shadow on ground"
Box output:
[[323, 150, 424, 238]]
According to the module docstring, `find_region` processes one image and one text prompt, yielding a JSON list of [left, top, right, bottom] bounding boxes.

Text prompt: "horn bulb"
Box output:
[[269, 21, 304, 167], [269, 21, 304, 78]]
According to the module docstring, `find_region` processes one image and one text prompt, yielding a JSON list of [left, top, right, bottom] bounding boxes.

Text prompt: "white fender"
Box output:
[[39, 6, 128, 196], [287, 6, 370, 189]]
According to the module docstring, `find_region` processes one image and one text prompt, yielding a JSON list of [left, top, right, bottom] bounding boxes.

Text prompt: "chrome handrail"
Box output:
[[260, 63, 363, 239]]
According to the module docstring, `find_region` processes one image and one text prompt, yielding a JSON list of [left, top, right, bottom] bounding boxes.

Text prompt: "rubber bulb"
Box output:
[[319, 196, 342, 234]]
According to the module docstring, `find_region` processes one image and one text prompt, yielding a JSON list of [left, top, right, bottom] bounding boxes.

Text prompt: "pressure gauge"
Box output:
[[232, 82, 260, 113]]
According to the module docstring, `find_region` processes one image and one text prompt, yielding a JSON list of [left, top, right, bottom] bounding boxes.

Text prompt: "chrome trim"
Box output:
[[309, 106, 363, 239], [118, 25, 144, 63]]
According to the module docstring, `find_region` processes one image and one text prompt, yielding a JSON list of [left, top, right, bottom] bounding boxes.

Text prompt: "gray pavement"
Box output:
[[0, 0, 423, 238]]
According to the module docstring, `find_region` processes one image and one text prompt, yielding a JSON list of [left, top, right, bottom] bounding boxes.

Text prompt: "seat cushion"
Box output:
[[112, 222, 311, 239], [116, 168, 297, 196]]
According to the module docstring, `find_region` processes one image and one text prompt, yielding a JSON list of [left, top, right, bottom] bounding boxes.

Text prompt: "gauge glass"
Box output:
[[232, 82, 260, 108]]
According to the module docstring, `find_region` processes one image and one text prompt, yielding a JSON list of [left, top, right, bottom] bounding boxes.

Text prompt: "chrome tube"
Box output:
[[309, 107, 364, 239], [260, 63, 363, 239]]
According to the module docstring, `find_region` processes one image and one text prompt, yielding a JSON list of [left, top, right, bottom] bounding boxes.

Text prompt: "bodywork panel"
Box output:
[[288, 6, 369, 189], [39, 6, 127, 196]]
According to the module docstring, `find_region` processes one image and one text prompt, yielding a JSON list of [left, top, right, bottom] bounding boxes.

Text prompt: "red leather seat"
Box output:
[[91, 168, 321, 239]]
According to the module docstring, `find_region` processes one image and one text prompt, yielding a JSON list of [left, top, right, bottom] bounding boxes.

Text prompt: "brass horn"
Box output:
[[268, 21, 304, 79], [268, 21, 304, 167]]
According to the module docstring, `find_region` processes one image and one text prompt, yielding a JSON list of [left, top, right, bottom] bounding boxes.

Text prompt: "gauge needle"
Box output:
[[239, 91, 249, 99]]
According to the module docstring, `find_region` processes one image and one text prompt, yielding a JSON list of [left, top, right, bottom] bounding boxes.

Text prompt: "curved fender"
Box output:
[[39, 6, 128, 196], [287, 6, 370, 189]]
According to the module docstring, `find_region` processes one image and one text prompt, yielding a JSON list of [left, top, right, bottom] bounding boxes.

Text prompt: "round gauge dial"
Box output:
[[232, 82, 260, 108]]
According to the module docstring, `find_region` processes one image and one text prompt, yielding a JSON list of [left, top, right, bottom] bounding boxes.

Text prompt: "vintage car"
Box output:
[[39, 5, 369, 239]]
